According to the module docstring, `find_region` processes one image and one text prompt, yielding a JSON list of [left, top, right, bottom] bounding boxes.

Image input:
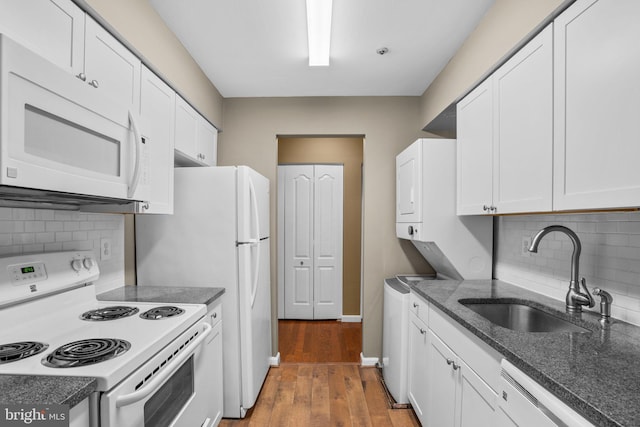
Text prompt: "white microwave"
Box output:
[[0, 34, 149, 206]]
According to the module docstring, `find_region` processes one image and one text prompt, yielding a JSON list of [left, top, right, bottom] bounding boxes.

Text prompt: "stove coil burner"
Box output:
[[140, 306, 185, 320], [80, 306, 139, 321], [42, 338, 131, 368], [0, 341, 49, 364]]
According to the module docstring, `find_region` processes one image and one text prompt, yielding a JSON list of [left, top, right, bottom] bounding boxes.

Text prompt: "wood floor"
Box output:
[[219, 364, 420, 427], [278, 320, 362, 363], [220, 320, 419, 426]]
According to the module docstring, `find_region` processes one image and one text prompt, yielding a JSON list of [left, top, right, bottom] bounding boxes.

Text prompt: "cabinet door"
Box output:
[[457, 78, 494, 215], [457, 358, 497, 427], [0, 0, 84, 74], [493, 25, 553, 214], [197, 118, 218, 166], [84, 17, 141, 112], [174, 95, 199, 162], [428, 331, 458, 427], [396, 140, 422, 223], [210, 320, 224, 426], [140, 66, 175, 214], [407, 312, 430, 425], [554, 0, 640, 210]]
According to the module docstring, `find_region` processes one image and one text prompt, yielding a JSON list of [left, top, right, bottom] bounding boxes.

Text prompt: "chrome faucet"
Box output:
[[528, 225, 595, 313]]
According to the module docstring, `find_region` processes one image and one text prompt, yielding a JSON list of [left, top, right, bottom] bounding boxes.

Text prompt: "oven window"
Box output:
[[24, 104, 121, 176], [144, 356, 194, 427]]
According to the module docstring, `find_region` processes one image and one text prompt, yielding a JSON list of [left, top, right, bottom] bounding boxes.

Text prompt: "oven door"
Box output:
[[100, 320, 216, 427], [0, 34, 149, 202]]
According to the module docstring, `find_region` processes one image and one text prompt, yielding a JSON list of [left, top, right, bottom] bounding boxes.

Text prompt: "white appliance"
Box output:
[[382, 274, 438, 406], [0, 251, 217, 427], [135, 166, 272, 418], [0, 33, 150, 207], [395, 138, 492, 280], [496, 359, 593, 427]]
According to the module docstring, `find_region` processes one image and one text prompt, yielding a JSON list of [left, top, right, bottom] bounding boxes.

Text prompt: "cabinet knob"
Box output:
[[419, 328, 426, 335], [446, 358, 454, 366], [408, 225, 414, 235], [89, 79, 99, 88], [76, 72, 87, 82], [491, 205, 497, 213], [413, 302, 419, 308], [483, 205, 490, 212]]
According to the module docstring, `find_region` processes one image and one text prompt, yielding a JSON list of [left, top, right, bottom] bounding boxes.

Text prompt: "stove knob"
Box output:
[[83, 257, 95, 270], [71, 258, 82, 272]]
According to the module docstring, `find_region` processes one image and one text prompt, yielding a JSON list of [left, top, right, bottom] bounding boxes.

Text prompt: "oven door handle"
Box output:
[[115, 322, 212, 408]]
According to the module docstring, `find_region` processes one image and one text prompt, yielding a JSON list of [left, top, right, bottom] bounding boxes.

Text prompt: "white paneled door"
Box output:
[[279, 164, 343, 320]]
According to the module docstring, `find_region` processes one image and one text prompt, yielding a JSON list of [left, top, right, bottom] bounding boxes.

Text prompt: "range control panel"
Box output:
[[9, 261, 47, 285], [0, 250, 99, 307]]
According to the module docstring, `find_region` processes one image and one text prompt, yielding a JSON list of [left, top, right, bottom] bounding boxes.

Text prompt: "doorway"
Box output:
[[276, 136, 363, 363]]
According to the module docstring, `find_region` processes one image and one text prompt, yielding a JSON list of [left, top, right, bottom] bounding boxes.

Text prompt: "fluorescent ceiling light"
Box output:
[[306, 0, 333, 66]]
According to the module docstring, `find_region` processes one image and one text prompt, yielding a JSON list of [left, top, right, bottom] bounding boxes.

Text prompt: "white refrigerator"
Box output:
[[135, 166, 272, 419]]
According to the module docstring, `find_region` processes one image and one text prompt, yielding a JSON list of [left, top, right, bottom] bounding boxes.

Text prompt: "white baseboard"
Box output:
[[269, 352, 281, 367], [341, 315, 362, 323], [360, 352, 379, 367]]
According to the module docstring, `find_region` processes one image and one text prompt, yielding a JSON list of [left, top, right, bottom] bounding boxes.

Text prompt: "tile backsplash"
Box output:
[[0, 208, 124, 293], [495, 211, 640, 326]]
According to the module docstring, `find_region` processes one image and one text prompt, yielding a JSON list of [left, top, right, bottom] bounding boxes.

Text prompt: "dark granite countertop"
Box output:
[[98, 285, 225, 306], [412, 279, 640, 427], [0, 375, 96, 407]]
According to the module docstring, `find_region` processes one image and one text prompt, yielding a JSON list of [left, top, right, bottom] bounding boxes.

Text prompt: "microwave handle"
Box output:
[[115, 322, 212, 407], [127, 111, 143, 199]]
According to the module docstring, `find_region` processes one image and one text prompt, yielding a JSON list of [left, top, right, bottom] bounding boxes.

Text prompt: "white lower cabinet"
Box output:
[[427, 332, 497, 427], [408, 311, 429, 424], [409, 293, 500, 426], [69, 398, 90, 427], [207, 301, 224, 426]]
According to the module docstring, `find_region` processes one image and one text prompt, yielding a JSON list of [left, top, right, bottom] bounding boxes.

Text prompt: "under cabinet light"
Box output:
[[306, 0, 333, 66]]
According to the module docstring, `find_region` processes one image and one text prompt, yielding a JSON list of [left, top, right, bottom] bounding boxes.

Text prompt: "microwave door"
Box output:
[[0, 34, 147, 202]]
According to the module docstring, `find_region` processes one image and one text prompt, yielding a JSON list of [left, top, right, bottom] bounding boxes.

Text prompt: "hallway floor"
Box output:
[[278, 319, 362, 363]]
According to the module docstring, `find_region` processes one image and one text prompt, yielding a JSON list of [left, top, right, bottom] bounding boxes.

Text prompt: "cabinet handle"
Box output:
[[76, 72, 87, 82], [491, 205, 497, 213], [89, 79, 99, 88], [446, 358, 460, 370], [419, 328, 426, 335], [483, 205, 490, 212], [413, 302, 419, 308]]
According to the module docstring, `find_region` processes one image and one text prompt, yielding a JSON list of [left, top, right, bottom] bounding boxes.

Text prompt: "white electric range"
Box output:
[[0, 251, 217, 427]]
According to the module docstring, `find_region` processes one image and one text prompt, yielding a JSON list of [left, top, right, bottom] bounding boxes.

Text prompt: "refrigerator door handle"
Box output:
[[249, 178, 260, 307]]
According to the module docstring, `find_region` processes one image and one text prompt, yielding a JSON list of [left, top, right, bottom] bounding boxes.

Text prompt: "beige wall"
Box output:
[[419, 0, 569, 128], [278, 137, 364, 316], [79, 0, 223, 128], [219, 97, 432, 357]]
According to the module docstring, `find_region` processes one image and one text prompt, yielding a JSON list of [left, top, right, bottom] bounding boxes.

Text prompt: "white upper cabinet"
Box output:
[[457, 78, 494, 215], [175, 95, 218, 166], [457, 25, 553, 215], [0, 0, 85, 74], [197, 118, 218, 166], [139, 66, 175, 214], [83, 17, 141, 112], [493, 25, 553, 214], [553, 0, 640, 210]]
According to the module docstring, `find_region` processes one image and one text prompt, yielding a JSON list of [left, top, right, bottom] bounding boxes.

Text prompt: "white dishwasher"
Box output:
[[496, 359, 594, 427], [382, 274, 436, 405]]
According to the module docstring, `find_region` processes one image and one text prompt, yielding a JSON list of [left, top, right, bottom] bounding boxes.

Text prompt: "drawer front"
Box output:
[[429, 305, 501, 392], [409, 292, 429, 324]]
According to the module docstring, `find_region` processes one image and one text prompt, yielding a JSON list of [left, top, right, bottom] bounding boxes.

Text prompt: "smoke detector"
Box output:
[[376, 47, 389, 55]]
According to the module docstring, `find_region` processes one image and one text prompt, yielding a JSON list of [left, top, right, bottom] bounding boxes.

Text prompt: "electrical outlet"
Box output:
[[521, 236, 531, 257], [100, 238, 112, 261]]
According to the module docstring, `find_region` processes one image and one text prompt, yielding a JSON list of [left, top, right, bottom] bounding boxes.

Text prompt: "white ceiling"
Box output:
[[150, 0, 495, 98]]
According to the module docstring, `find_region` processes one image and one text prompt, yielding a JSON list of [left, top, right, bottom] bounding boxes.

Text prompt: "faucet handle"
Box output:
[[580, 278, 596, 308]]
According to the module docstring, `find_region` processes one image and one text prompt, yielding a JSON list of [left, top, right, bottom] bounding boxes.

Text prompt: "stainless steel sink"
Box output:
[[459, 299, 590, 333]]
